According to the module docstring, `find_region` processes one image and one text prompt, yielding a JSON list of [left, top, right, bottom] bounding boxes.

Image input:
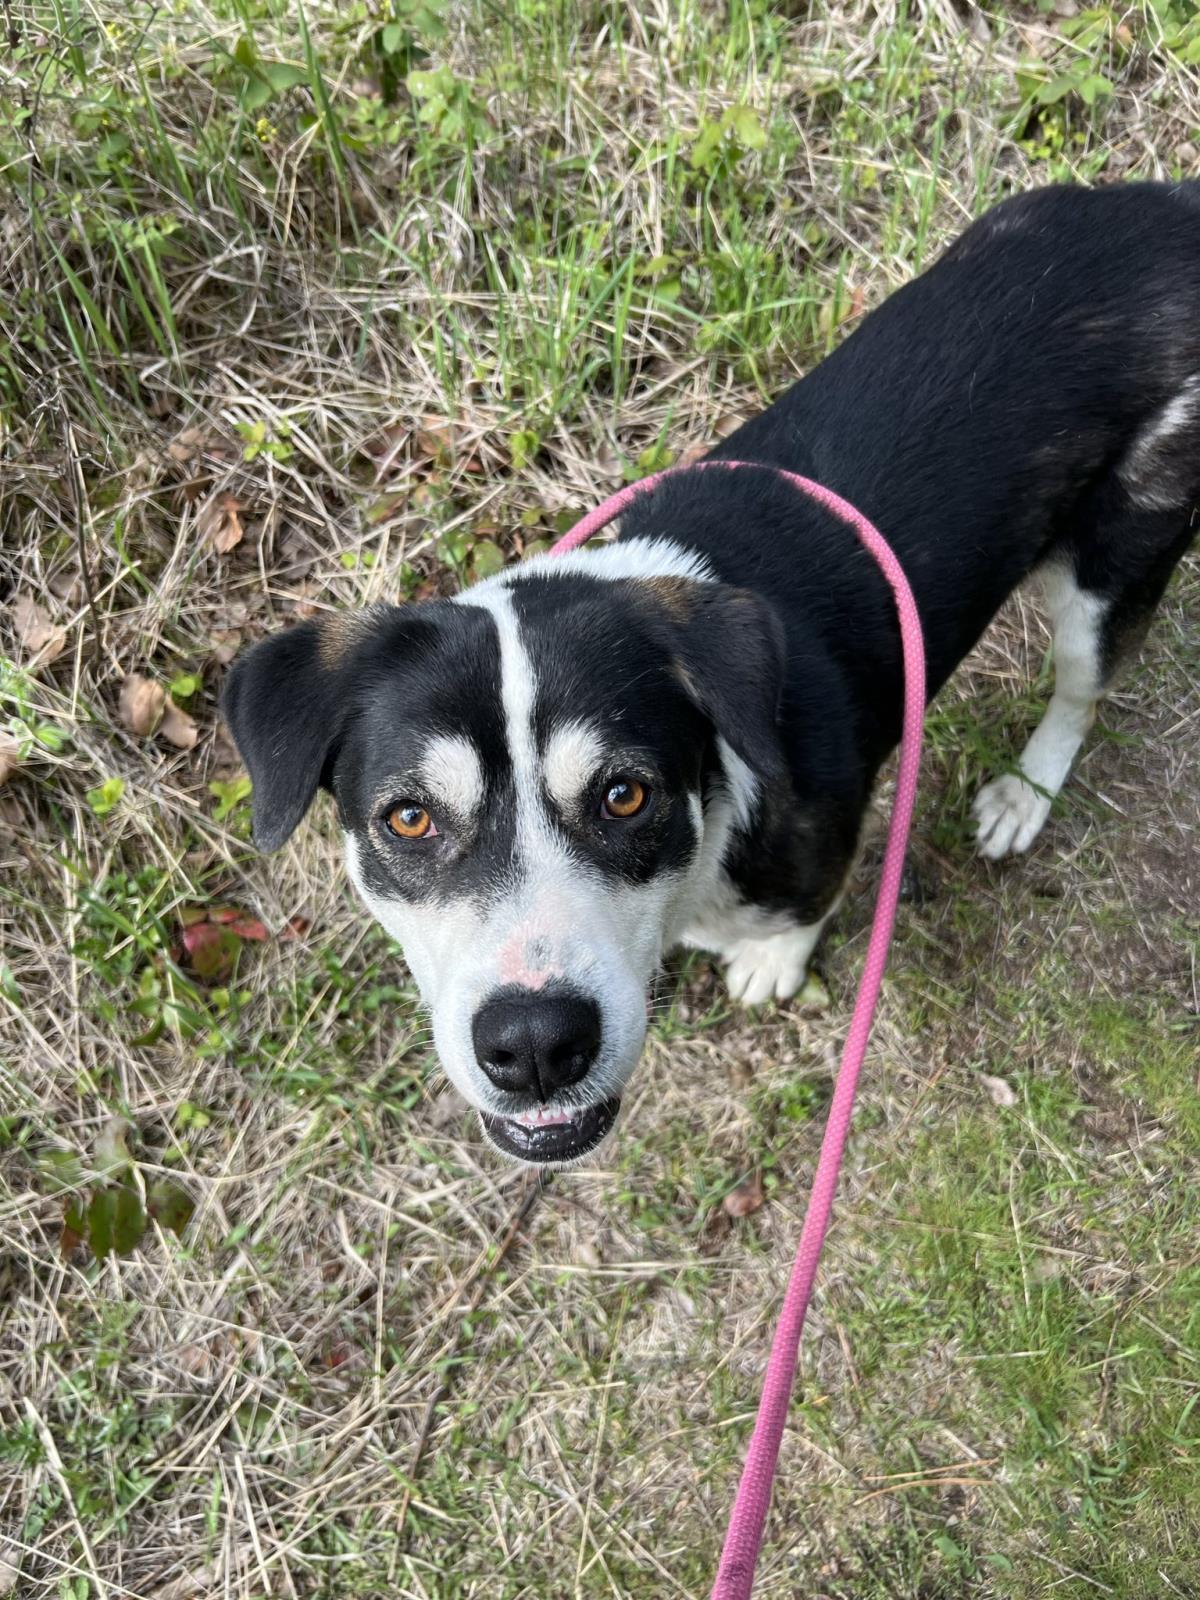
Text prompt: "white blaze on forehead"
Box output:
[[455, 584, 543, 852], [420, 732, 484, 816], [543, 721, 606, 811]]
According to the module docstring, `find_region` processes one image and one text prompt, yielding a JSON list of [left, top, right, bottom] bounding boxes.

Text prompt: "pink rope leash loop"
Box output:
[[549, 460, 925, 1599]]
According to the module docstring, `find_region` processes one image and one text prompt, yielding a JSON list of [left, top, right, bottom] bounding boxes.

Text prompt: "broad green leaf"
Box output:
[[470, 541, 506, 581], [147, 1179, 195, 1237], [726, 105, 766, 150], [86, 1187, 116, 1257], [85, 776, 125, 817], [509, 429, 540, 471], [112, 1184, 147, 1254]]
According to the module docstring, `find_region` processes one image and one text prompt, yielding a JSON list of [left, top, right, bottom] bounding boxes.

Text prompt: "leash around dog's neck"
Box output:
[[549, 459, 926, 1599]]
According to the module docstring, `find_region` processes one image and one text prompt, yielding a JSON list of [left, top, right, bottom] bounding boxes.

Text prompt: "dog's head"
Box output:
[[222, 540, 784, 1164]]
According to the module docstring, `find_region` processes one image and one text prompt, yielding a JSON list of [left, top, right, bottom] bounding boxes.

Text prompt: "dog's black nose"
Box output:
[[472, 990, 601, 1098]]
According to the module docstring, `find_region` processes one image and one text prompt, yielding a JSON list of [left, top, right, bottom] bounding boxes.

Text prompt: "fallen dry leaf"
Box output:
[[167, 424, 230, 467], [574, 1237, 603, 1269], [147, 1564, 217, 1600], [723, 1171, 766, 1219], [713, 411, 749, 440], [980, 1073, 1018, 1108], [416, 413, 459, 462], [0, 731, 19, 788], [11, 593, 67, 665], [0, 1541, 19, 1597], [167, 426, 205, 465], [161, 702, 199, 750], [198, 491, 244, 555], [206, 724, 244, 783], [119, 674, 167, 737], [208, 628, 242, 665], [361, 420, 408, 474], [48, 569, 84, 605]]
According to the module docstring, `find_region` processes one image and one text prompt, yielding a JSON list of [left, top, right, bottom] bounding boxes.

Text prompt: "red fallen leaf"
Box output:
[[722, 1171, 766, 1219], [208, 907, 268, 939], [182, 922, 242, 983], [279, 914, 311, 941]]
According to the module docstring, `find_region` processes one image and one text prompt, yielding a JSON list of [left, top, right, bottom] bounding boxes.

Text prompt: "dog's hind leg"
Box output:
[[974, 403, 1199, 860], [973, 563, 1109, 859]]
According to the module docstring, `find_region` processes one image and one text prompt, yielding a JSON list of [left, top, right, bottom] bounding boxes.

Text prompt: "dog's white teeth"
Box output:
[[511, 1107, 574, 1128]]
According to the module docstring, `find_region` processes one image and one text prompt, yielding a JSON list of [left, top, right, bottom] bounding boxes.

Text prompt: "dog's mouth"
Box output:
[[479, 1098, 620, 1164]]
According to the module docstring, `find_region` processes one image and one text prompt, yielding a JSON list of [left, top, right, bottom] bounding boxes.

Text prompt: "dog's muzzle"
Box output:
[[478, 1097, 620, 1163]]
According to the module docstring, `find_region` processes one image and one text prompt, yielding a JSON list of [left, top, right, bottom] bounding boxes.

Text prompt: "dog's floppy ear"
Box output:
[[221, 617, 365, 852], [667, 583, 788, 779]]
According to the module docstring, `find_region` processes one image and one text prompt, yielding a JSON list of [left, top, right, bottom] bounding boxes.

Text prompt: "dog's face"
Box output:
[[223, 541, 784, 1165]]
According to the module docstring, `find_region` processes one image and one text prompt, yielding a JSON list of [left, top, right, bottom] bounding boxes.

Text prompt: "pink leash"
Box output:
[[550, 460, 926, 1598]]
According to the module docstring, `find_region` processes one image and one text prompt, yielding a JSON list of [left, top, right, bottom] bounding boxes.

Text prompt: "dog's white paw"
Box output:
[[973, 773, 1052, 860], [724, 927, 816, 1006]]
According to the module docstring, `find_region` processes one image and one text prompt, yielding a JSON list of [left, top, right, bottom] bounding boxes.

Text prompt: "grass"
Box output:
[[2, 0, 1200, 1595]]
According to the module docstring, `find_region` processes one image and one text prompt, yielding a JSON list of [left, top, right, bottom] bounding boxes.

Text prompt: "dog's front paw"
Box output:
[[973, 773, 1052, 860], [724, 927, 817, 1006]]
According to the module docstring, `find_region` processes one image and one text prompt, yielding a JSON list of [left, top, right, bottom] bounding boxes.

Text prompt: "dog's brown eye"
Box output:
[[601, 778, 648, 820], [386, 803, 437, 840]]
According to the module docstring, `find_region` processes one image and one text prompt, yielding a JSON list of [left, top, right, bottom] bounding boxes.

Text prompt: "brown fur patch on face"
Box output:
[[637, 575, 700, 621], [318, 609, 377, 668]]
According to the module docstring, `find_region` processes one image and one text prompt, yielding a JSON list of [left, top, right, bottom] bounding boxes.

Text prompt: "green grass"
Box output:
[[3, 1, 1200, 1595]]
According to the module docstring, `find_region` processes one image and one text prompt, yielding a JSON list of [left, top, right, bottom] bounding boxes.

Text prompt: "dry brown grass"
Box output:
[[2, 2, 1200, 1596]]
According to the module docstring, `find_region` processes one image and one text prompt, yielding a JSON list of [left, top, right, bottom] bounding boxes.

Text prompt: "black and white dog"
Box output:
[[225, 182, 1200, 1167]]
